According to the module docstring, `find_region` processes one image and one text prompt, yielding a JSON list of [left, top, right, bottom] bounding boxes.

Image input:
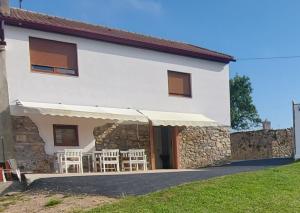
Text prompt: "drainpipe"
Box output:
[[0, 20, 6, 49]]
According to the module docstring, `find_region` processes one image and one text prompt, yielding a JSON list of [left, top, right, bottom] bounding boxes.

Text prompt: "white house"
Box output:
[[0, 1, 235, 172]]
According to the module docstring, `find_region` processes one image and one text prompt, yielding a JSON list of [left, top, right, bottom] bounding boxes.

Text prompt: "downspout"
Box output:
[[0, 19, 7, 163], [0, 19, 6, 48]]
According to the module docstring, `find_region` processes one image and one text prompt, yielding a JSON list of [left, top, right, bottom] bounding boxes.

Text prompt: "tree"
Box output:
[[230, 74, 261, 130]]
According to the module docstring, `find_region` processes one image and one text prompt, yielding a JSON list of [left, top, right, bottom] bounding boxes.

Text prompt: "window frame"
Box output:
[[53, 124, 79, 147], [167, 70, 192, 98], [29, 37, 79, 77]]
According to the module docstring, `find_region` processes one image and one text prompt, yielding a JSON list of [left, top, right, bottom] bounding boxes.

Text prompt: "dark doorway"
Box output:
[[154, 126, 174, 169]]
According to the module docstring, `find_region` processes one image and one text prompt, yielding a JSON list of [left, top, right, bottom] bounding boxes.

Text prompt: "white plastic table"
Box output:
[[55, 151, 93, 173]]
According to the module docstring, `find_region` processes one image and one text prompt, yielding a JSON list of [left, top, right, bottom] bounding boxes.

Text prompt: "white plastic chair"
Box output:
[[101, 149, 120, 172], [3, 159, 21, 182], [120, 151, 129, 171], [92, 151, 103, 172], [61, 149, 83, 174], [122, 149, 147, 171]]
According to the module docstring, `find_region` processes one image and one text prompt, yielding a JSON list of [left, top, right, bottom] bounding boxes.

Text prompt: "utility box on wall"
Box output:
[[293, 102, 300, 159]]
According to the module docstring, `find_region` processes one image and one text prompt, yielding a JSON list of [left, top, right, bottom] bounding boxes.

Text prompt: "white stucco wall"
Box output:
[[293, 103, 300, 159], [4, 25, 231, 126], [28, 114, 106, 155]]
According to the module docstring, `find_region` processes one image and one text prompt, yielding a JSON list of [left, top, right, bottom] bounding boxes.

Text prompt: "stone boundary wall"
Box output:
[[179, 126, 231, 168], [231, 128, 294, 160]]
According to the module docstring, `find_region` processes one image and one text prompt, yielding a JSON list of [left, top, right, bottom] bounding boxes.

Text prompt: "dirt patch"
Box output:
[[0, 192, 117, 213]]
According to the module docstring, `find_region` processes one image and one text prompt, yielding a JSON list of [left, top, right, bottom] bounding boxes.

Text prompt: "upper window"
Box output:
[[53, 125, 79, 146], [29, 37, 78, 76], [168, 71, 191, 97]]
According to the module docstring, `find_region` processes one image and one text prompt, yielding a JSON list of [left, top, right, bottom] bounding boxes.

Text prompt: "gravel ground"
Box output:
[[0, 192, 116, 213]]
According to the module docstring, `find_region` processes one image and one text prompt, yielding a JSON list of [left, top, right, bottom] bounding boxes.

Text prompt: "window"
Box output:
[[53, 125, 79, 146], [168, 71, 191, 97], [29, 37, 78, 76]]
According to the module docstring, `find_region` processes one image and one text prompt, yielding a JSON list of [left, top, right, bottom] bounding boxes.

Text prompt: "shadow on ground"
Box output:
[[27, 158, 293, 197], [0, 181, 25, 196]]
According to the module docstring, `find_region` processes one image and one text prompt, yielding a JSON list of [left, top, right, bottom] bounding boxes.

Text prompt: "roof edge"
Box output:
[[1, 15, 235, 63]]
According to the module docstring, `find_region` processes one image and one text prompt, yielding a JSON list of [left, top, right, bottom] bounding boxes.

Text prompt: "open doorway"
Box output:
[[154, 126, 176, 169]]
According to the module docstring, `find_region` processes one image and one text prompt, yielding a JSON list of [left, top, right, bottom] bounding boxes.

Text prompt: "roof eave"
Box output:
[[1, 16, 235, 63]]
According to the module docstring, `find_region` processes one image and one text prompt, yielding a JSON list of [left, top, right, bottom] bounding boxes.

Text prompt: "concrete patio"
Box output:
[[22, 158, 293, 197]]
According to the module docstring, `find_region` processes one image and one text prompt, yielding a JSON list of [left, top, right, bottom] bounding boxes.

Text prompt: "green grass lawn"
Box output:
[[85, 161, 300, 213]]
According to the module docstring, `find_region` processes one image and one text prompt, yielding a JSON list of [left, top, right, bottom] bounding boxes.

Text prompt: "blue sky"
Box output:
[[10, 0, 300, 129]]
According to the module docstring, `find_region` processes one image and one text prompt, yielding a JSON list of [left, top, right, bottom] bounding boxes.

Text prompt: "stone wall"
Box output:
[[12, 116, 53, 173], [93, 123, 151, 168], [10, 117, 232, 172], [230, 128, 294, 160], [178, 126, 231, 168]]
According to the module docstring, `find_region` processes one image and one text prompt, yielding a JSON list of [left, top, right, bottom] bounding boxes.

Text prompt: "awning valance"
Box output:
[[12, 101, 148, 123], [139, 110, 219, 127], [11, 101, 220, 127]]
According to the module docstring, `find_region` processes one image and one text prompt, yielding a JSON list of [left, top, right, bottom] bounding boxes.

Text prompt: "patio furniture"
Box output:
[[56, 151, 93, 173], [121, 149, 147, 171], [92, 151, 103, 172], [3, 159, 21, 182], [60, 149, 83, 174], [120, 150, 130, 171], [82, 152, 93, 173], [101, 149, 120, 172]]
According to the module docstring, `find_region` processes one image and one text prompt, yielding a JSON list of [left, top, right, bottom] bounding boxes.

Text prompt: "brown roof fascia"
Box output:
[[1, 16, 235, 63]]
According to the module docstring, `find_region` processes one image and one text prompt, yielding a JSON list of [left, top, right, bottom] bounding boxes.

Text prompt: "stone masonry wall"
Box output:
[[230, 128, 294, 160], [9, 117, 233, 172], [93, 123, 151, 168], [178, 126, 231, 168], [12, 116, 53, 173]]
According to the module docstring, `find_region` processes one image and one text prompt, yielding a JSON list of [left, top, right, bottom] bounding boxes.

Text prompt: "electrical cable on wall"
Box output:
[[237, 55, 300, 61]]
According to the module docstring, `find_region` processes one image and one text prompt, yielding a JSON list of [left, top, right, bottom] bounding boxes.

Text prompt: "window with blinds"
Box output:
[[168, 71, 191, 97], [53, 125, 79, 146], [29, 37, 78, 76]]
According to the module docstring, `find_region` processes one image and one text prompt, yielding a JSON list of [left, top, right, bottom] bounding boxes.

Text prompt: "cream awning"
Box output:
[[139, 110, 219, 127], [12, 101, 148, 123], [11, 101, 220, 127]]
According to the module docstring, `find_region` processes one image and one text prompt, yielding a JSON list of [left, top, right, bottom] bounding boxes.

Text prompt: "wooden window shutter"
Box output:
[[53, 125, 79, 146], [29, 37, 78, 71], [168, 71, 191, 97]]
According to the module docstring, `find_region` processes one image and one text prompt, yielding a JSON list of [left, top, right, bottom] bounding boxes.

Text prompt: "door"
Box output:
[[154, 126, 174, 169]]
